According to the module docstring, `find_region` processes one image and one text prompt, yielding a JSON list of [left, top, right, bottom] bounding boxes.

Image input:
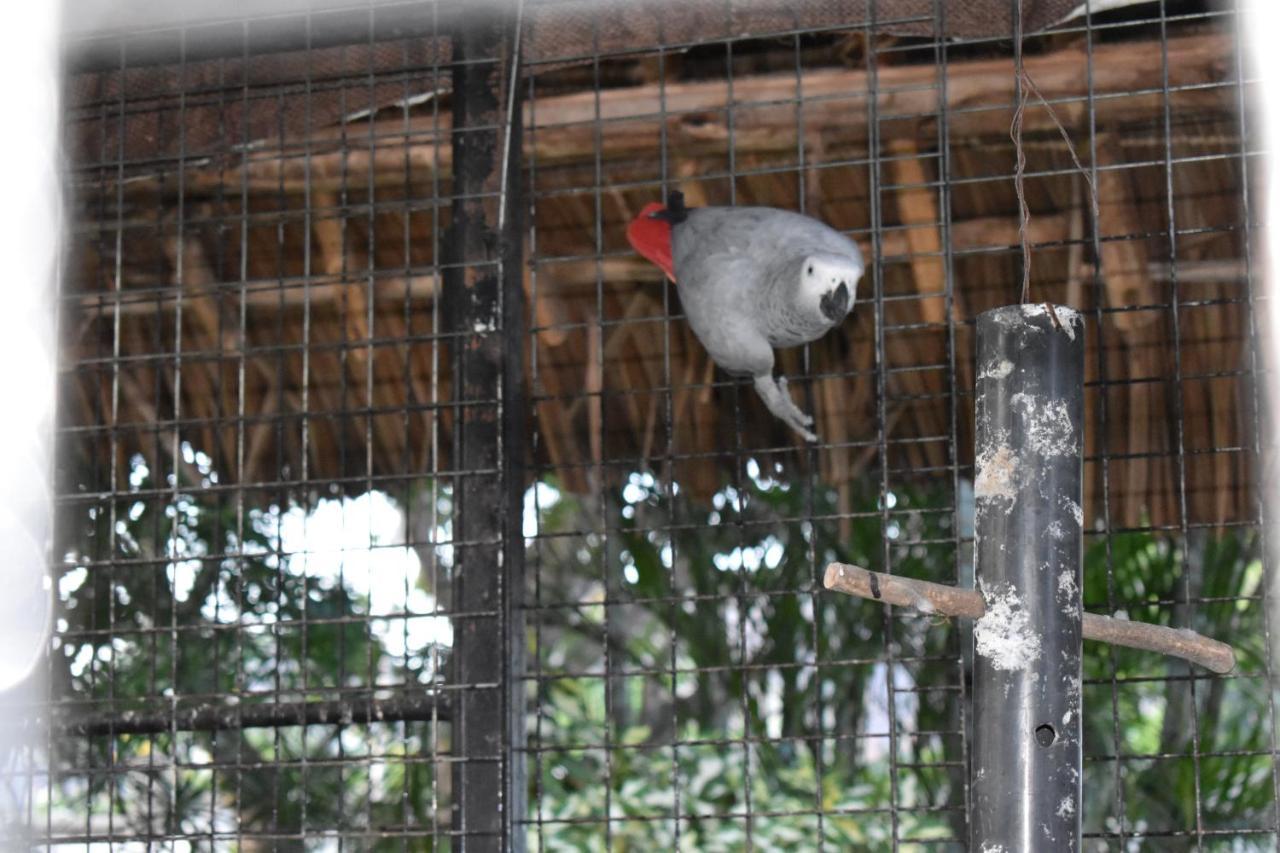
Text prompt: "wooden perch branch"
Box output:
[[823, 561, 1237, 674]]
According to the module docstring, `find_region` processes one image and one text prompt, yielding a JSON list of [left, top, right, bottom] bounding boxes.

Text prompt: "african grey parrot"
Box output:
[[627, 191, 864, 442]]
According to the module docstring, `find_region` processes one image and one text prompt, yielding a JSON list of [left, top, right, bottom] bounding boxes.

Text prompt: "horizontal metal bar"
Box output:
[[42, 692, 451, 736]]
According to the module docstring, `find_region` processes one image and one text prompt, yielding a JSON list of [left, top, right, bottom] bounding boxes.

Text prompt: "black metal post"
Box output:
[[971, 304, 1084, 851], [446, 4, 525, 850]]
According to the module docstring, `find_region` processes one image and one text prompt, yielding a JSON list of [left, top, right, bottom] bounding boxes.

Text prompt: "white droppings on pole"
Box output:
[[1057, 568, 1077, 596], [974, 582, 1042, 671], [1061, 495, 1084, 527], [1017, 303, 1083, 341], [1011, 393, 1077, 457], [975, 440, 1020, 507], [1057, 569, 1079, 615], [980, 358, 1014, 380], [1055, 306, 1084, 341]]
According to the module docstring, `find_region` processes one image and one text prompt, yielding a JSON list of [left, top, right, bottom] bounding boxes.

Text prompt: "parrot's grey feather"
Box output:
[[675, 253, 774, 376], [672, 207, 861, 349], [664, 204, 862, 442], [672, 207, 860, 271]]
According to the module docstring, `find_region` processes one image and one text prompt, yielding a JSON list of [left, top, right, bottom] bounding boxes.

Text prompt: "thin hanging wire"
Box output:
[[496, 0, 526, 242], [1011, 0, 1032, 304], [1011, 0, 1101, 310]]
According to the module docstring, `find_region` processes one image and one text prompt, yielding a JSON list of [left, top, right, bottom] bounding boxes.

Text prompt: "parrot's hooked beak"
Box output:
[[820, 282, 851, 322]]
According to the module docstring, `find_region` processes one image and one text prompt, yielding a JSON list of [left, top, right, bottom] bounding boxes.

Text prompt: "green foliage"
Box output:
[[525, 465, 970, 849], [1079, 530, 1275, 849], [45, 443, 1277, 849]]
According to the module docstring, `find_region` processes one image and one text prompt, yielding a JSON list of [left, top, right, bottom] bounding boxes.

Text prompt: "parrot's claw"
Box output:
[[781, 409, 818, 443], [775, 377, 815, 427], [754, 374, 820, 443]]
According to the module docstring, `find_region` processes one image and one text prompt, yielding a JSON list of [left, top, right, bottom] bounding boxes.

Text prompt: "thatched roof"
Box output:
[[62, 12, 1254, 530]]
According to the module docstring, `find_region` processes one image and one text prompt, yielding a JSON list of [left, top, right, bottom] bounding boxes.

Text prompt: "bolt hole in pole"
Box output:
[[971, 304, 1084, 852]]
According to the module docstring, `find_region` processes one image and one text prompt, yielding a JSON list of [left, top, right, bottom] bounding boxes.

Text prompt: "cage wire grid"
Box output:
[[29, 0, 1276, 849]]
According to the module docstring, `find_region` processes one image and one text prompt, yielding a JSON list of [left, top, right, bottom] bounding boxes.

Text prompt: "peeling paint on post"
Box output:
[[971, 304, 1084, 852], [446, 5, 525, 850]]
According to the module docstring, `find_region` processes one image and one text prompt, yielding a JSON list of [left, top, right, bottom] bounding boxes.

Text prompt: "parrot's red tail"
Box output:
[[626, 202, 676, 283]]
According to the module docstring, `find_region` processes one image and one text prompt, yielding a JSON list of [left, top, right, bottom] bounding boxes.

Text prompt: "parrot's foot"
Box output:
[[776, 377, 815, 427], [754, 374, 819, 443]]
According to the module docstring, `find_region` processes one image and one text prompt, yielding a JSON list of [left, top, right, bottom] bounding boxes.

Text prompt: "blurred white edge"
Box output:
[[1241, 0, 1280, 685], [0, 0, 59, 835]]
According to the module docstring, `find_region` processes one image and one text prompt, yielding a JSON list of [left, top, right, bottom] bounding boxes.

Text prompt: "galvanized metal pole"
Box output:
[[971, 304, 1084, 851], [447, 4, 525, 849]]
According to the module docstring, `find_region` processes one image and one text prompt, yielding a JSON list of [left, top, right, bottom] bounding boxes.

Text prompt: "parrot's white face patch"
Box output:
[[800, 252, 862, 324]]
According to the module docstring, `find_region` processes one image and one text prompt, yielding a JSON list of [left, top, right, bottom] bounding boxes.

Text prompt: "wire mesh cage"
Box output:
[[29, 0, 1273, 849]]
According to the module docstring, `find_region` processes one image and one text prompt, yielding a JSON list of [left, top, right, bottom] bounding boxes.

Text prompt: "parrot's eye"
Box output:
[[807, 264, 813, 275]]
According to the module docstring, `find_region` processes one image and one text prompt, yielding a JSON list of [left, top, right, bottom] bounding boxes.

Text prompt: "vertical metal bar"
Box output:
[[233, 22, 251, 850], [207, 48, 230, 849], [396, 31, 419, 851], [428, 3, 446, 848], [791, 30, 827, 852], [501, 40, 528, 853], [864, 3, 902, 848], [1156, 4, 1206, 846], [361, 12, 381, 833], [332, 43, 352, 833], [654, 30, 683, 851], [586, 17, 616, 851], [524, 67, 545, 853], [971, 304, 1084, 853], [931, 1, 971, 844], [719, 14, 758, 851], [299, 14, 319, 839], [446, 5, 525, 849], [269, 77, 289, 846], [105, 39, 128, 846], [167, 25, 189, 841], [1082, 4, 1131, 844]]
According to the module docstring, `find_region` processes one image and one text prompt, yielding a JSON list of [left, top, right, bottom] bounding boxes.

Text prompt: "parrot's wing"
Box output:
[[675, 247, 758, 299], [674, 251, 776, 375], [760, 208, 864, 267], [672, 207, 776, 272]]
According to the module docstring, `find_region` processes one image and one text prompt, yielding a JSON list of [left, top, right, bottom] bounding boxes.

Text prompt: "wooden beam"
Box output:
[[526, 251, 570, 348], [77, 209, 1245, 326], [676, 158, 711, 208], [73, 276, 435, 320], [887, 139, 946, 326], [882, 139, 947, 465], [89, 33, 1232, 197], [1096, 135, 1160, 330], [162, 229, 236, 468]]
